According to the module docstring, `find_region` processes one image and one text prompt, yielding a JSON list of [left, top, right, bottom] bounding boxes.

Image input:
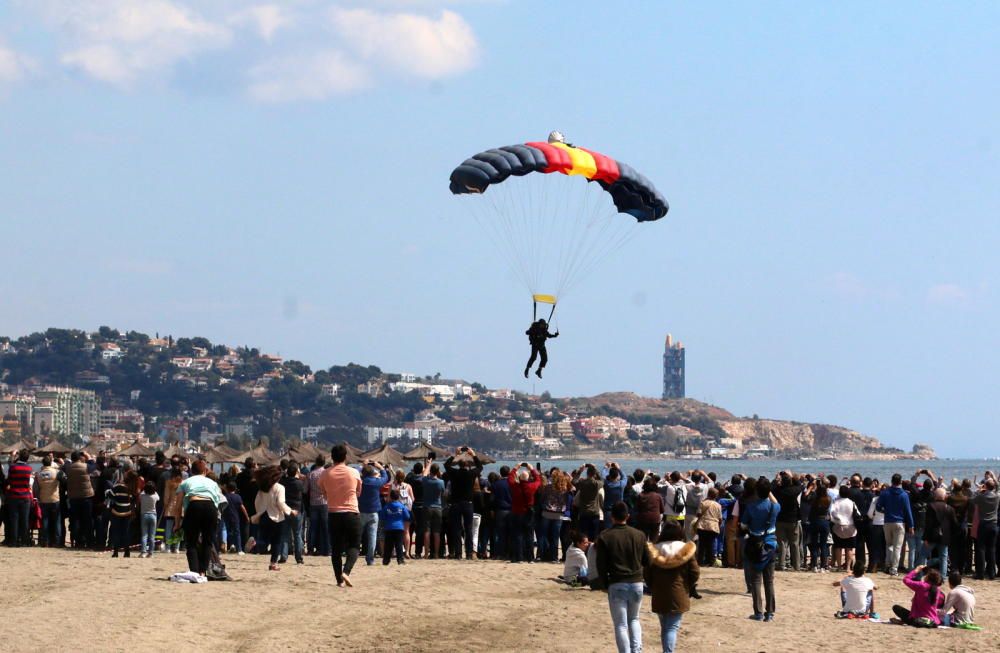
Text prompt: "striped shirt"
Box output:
[[5, 462, 33, 500], [111, 483, 133, 516]]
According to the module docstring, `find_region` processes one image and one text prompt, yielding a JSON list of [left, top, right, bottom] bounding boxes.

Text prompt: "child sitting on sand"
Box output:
[[941, 571, 977, 628], [562, 531, 590, 586], [833, 561, 878, 619], [891, 565, 944, 628]]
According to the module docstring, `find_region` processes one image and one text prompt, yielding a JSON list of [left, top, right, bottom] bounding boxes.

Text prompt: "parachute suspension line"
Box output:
[[485, 187, 535, 292], [478, 191, 534, 293], [550, 177, 596, 299], [553, 181, 617, 300]]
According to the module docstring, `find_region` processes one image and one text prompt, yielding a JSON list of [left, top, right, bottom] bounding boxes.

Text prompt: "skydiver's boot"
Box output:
[[523, 367, 529, 378], [535, 368, 543, 379]]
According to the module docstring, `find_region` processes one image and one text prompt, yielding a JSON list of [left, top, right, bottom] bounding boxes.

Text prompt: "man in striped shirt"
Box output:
[[4, 449, 34, 547]]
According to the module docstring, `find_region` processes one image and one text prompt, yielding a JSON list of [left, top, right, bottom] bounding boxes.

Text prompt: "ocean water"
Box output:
[[487, 458, 997, 484]]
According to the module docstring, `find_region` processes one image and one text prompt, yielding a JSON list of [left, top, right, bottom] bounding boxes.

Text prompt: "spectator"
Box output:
[[596, 501, 649, 653]]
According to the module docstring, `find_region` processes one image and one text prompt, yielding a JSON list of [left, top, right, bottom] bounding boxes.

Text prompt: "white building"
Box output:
[[365, 426, 433, 445], [321, 383, 340, 398], [300, 425, 332, 441]]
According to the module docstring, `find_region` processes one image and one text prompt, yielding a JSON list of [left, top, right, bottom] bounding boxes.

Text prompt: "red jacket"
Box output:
[[509, 468, 541, 515]]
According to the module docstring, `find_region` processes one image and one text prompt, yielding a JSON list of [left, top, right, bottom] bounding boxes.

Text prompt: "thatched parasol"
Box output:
[[360, 443, 405, 468], [0, 440, 35, 455], [285, 441, 322, 464], [226, 439, 279, 465], [33, 440, 74, 456], [161, 442, 187, 458], [116, 439, 157, 458], [454, 450, 496, 464], [402, 442, 450, 461]]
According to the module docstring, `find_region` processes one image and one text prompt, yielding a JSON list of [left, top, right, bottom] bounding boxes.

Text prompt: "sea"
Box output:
[[487, 458, 997, 484], [12, 457, 995, 484]]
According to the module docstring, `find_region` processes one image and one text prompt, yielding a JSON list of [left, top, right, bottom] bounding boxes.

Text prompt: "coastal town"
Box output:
[[0, 328, 933, 461]]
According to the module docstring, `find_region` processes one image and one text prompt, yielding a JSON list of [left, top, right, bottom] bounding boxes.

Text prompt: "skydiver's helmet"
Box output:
[[547, 131, 565, 144], [538, 319, 547, 327]]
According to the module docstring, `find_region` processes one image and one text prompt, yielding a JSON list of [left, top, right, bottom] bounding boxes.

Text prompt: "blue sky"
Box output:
[[0, 2, 997, 456]]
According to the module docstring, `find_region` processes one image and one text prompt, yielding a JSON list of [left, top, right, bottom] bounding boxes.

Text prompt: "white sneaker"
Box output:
[[237, 551, 245, 556]]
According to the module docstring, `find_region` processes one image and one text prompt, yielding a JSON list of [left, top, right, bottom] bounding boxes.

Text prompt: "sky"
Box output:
[[0, 1, 998, 457]]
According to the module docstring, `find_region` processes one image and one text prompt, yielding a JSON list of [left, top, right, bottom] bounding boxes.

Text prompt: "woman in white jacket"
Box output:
[[251, 465, 297, 571]]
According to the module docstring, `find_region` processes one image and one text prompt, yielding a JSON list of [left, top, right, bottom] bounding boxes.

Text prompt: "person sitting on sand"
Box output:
[[562, 530, 590, 585], [941, 570, 976, 627], [833, 561, 878, 619], [891, 565, 944, 627]]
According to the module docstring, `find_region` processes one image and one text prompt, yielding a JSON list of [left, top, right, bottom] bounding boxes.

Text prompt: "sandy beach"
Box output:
[[0, 547, 996, 653]]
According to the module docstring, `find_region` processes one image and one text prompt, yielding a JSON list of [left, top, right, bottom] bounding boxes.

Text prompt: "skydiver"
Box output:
[[524, 319, 558, 379]]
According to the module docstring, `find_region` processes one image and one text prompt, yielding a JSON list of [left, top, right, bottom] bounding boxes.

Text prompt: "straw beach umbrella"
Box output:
[[286, 441, 322, 464], [227, 439, 279, 465], [0, 440, 35, 455], [402, 442, 449, 461], [360, 443, 405, 468], [161, 442, 187, 458], [33, 440, 74, 457], [116, 439, 157, 459]]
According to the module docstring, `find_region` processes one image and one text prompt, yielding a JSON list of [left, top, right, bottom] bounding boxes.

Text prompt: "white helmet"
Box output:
[[547, 130, 565, 144]]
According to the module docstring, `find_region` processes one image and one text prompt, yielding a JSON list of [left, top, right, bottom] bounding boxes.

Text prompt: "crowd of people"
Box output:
[[2, 447, 995, 650]]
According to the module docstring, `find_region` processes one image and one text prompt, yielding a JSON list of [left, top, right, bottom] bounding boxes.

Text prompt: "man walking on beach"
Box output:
[[876, 473, 914, 576], [596, 501, 649, 653], [319, 444, 362, 587]]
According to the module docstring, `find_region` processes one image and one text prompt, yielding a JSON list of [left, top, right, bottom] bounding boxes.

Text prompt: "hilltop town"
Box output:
[[0, 327, 933, 460]]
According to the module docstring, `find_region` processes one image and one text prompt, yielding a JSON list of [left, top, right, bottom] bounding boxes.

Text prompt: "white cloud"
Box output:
[[8, 1, 483, 99], [248, 50, 369, 103], [331, 8, 479, 79], [0, 41, 36, 83], [926, 283, 971, 306], [229, 4, 293, 42], [35, 0, 231, 85]]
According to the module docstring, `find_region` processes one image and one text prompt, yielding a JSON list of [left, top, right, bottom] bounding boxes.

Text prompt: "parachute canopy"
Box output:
[[449, 135, 668, 308], [449, 141, 668, 222]]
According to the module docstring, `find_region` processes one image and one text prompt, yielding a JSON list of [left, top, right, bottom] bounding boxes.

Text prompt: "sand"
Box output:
[[0, 547, 997, 652]]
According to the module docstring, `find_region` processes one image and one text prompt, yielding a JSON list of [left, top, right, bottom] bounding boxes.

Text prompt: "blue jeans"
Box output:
[[5, 498, 30, 546], [657, 612, 683, 653], [281, 512, 304, 562], [163, 517, 178, 552], [308, 505, 330, 555], [361, 512, 379, 564], [141, 513, 157, 554], [809, 520, 831, 568], [607, 582, 644, 653], [40, 502, 62, 546], [224, 518, 241, 552], [540, 517, 562, 562], [926, 543, 948, 577], [906, 528, 925, 569]]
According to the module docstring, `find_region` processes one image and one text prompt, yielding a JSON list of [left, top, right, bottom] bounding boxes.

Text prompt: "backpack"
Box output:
[[671, 485, 685, 515]]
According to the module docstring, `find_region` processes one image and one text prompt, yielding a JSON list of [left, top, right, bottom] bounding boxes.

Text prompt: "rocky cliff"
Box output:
[[717, 419, 880, 453], [560, 392, 934, 457]]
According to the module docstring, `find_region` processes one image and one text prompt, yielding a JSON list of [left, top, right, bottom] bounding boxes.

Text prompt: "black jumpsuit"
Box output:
[[525, 321, 557, 372]]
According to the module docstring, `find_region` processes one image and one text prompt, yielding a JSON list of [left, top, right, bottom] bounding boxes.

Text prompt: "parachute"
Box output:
[[449, 134, 668, 320]]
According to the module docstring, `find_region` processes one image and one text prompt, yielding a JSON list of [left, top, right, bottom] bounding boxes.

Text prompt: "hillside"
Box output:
[[0, 327, 931, 458]]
